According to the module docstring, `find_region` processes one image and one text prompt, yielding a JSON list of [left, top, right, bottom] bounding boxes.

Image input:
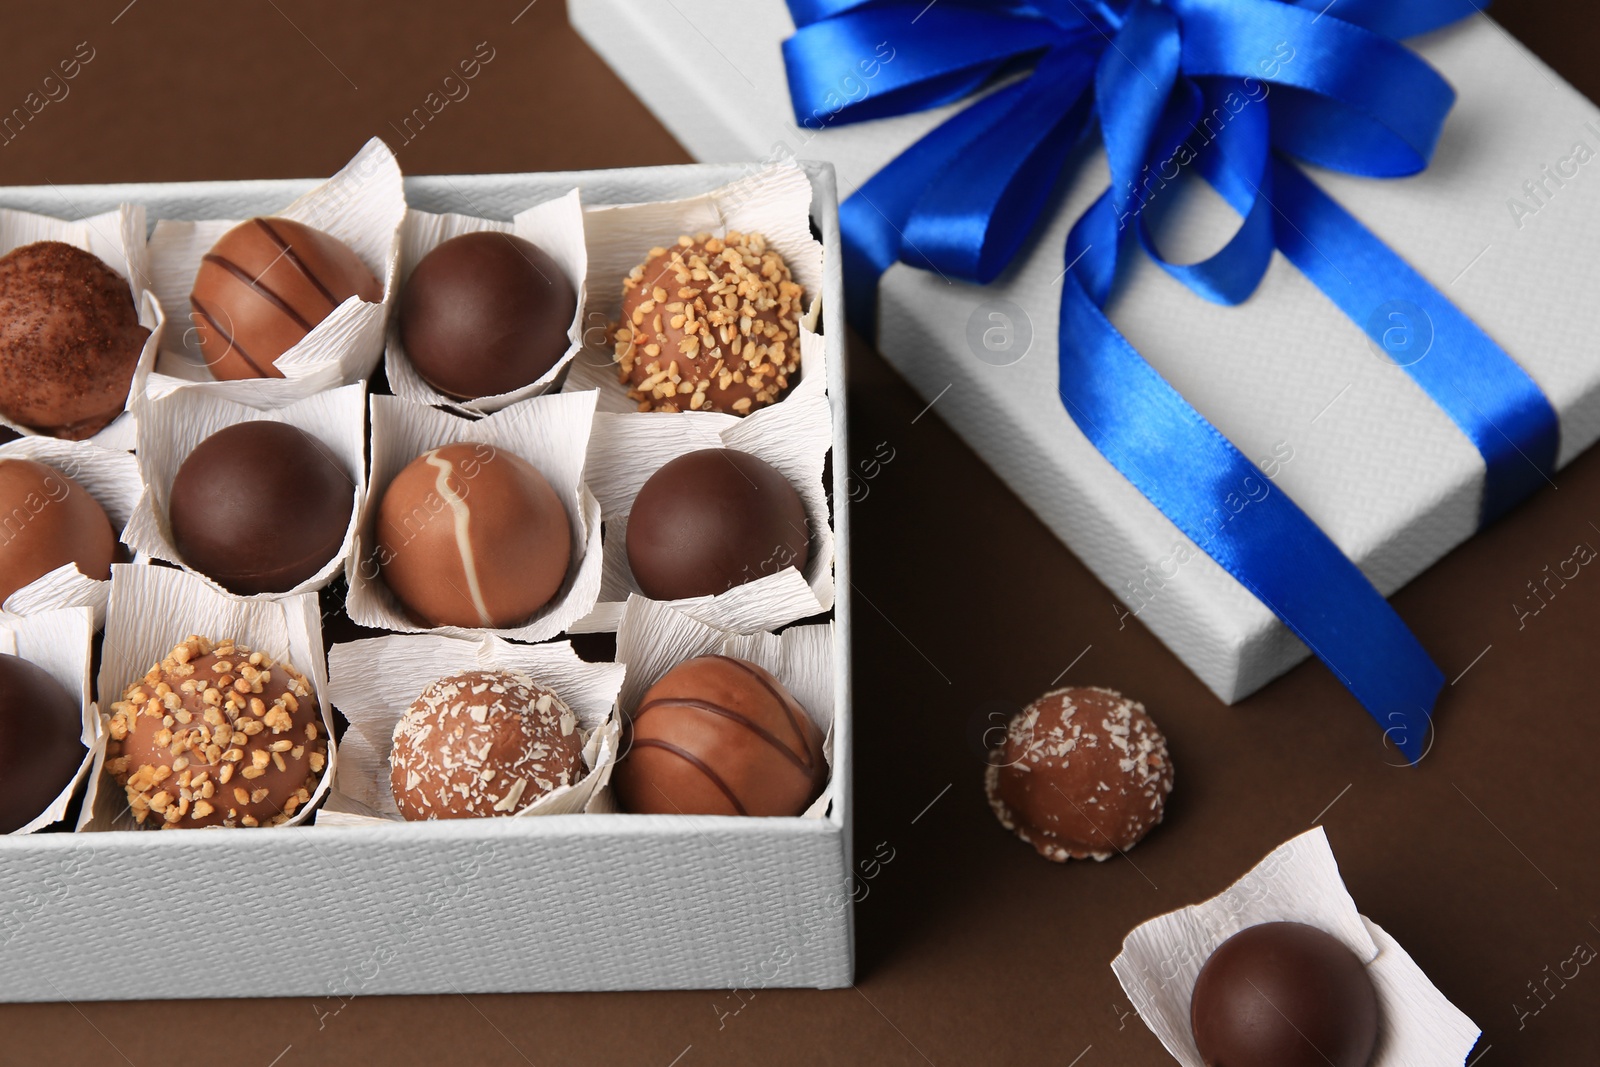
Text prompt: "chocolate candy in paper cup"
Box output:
[[0, 607, 100, 834]]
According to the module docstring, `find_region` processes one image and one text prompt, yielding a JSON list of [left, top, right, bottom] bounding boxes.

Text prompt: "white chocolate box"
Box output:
[[0, 162, 854, 999]]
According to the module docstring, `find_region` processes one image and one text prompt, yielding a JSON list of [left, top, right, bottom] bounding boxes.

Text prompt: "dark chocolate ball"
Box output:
[[1191, 922, 1380, 1067], [190, 217, 381, 381], [625, 448, 809, 602], [169, 421, 354, 595], [0, 241, 149, 439], [615, 655, 826, 817], [0, 457, 117, 603], [398, 232, 576, 400], [0, 652, 86, 833]]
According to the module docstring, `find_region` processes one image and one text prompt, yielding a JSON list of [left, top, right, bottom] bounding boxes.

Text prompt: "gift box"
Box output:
[[572, 0, 1600, 708]]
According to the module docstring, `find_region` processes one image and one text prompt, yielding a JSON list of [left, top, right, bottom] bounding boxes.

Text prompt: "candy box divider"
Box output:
[[0, 161, 854, 999]]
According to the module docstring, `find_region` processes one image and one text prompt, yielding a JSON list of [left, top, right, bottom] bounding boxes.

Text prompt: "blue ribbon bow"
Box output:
[[783, 0, 1558, 762]]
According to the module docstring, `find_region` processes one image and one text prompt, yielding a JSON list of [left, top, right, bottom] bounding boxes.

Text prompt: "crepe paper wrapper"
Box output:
[[0, 438, 142, 624], [611, 595, 835, 819], [345, 390, 604, 640], [562, 160, 826, 414], [0, 203, 165, 451], [80, 563, 336, 832], [1111, 826, 1480, 1066], [571, 389, 834, 634], [143, 138, 403, 405], [122, 382, 366, 599], [0, 607, 101, 835], [316, 633, 627, 827], [385, 190, 589, 415]]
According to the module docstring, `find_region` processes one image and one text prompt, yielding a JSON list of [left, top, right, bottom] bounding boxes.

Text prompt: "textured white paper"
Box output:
[[123, 382, 366, 598], [0, 607, 100, 834], [346, 390, 603, 640], [1112, 827, 1480, 1066], [318, 633, 627, 826]]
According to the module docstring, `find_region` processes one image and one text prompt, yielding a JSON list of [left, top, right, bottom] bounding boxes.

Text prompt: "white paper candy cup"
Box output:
[[385, 189, 588, 415], [144, 138, 403, 404], [82, 564, 335, 832], [0, 438, 141, 624], [0, 606, 100, 834], [317, 633, 627, 826], [1112, 826, 1481, 1066], [0, 203, 164, 450], [122, 382, 366, 599], [346, 390, 603, 640], [611, 595, 835, 819]]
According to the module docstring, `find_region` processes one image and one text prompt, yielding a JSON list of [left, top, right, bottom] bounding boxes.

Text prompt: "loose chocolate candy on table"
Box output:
[[0, 241, 149, 439], [984, 686, 1173, 861], [0, 457, 117, 603], [614, 654, 826, 817], [611, 232, 803, 414], [398, 232, 577, 400], [1190, 921, 1380, 1067], [0, 653, 86, 833], [189, 217, 381, 380], [168, 421, 355, 596], [376, 442, 571, 629], [389, 669, 585, 820], [625, 448, 810, 602], [105, 636, 327, 829]]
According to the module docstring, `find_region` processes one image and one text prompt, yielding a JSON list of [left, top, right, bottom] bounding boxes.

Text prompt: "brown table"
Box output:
[[1, 2, 1596, 1064]]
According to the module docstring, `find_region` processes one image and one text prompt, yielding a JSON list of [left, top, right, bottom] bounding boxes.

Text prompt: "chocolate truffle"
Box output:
[[615, 655, 826, 817], [0, 241, 148, 439], [105, 636, 327, 829], [169, 421, 354, 595], [376, 442, 571, 628], [399, 232, 577, 400], [389, 669, 585, 820], [626, 448, 809, 602], [611, 232, 803, 414], [985, 686, 1173, 861], [0, 653, 86, 833], [0, 457, 116, 603], [1191, 922, 1380, 1067], [189, 217, 381, 380]]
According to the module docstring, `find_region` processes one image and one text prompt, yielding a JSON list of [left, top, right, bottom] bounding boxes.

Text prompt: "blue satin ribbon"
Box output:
[[783, 0, 1559, 761]]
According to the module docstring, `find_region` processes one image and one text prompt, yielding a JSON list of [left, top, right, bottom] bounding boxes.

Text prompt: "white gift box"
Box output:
[[572, 2, 1600, 703]]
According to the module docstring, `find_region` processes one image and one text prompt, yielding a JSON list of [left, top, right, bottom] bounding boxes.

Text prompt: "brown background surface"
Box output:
[[0, 2, 1596, 1064]]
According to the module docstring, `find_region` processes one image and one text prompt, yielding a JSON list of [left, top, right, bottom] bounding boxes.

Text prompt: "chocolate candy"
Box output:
[[105, 636, 326, 829], [1191, 921, 1380, 1067], [985, 686, 1173, 861], [376, 443, 571, 628], [398, 232, 576, 400], [626, 448, 809, 602], [614, 655, 826, 817], [0, 457, 117, 603], [0, 653, 86, 833], [169, 421, 354, 595], [390, 669, 584, 820], [0, 241, 148, 439], [611, 232, 802, 414], [189, 217, 381, 380]]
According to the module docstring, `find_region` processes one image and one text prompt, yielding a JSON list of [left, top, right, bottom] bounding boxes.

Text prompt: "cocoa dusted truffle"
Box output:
[[985, 686, 1173, 861], [189, 217, 381, 380], [399, 232, 576, 400], [611, 232, 802, 414], [615, 655, 826, 817], [376, 442, 571, 628], [389, 669, 585, 820], [626, 448, 809, 602], [0, 457, 116, 603], [168, 421, 355, 595], [1191, 922, 1380, 1067], [0, 241, 148, 439], [105, 636, 327, 829], [0, 653, 86, 833]]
